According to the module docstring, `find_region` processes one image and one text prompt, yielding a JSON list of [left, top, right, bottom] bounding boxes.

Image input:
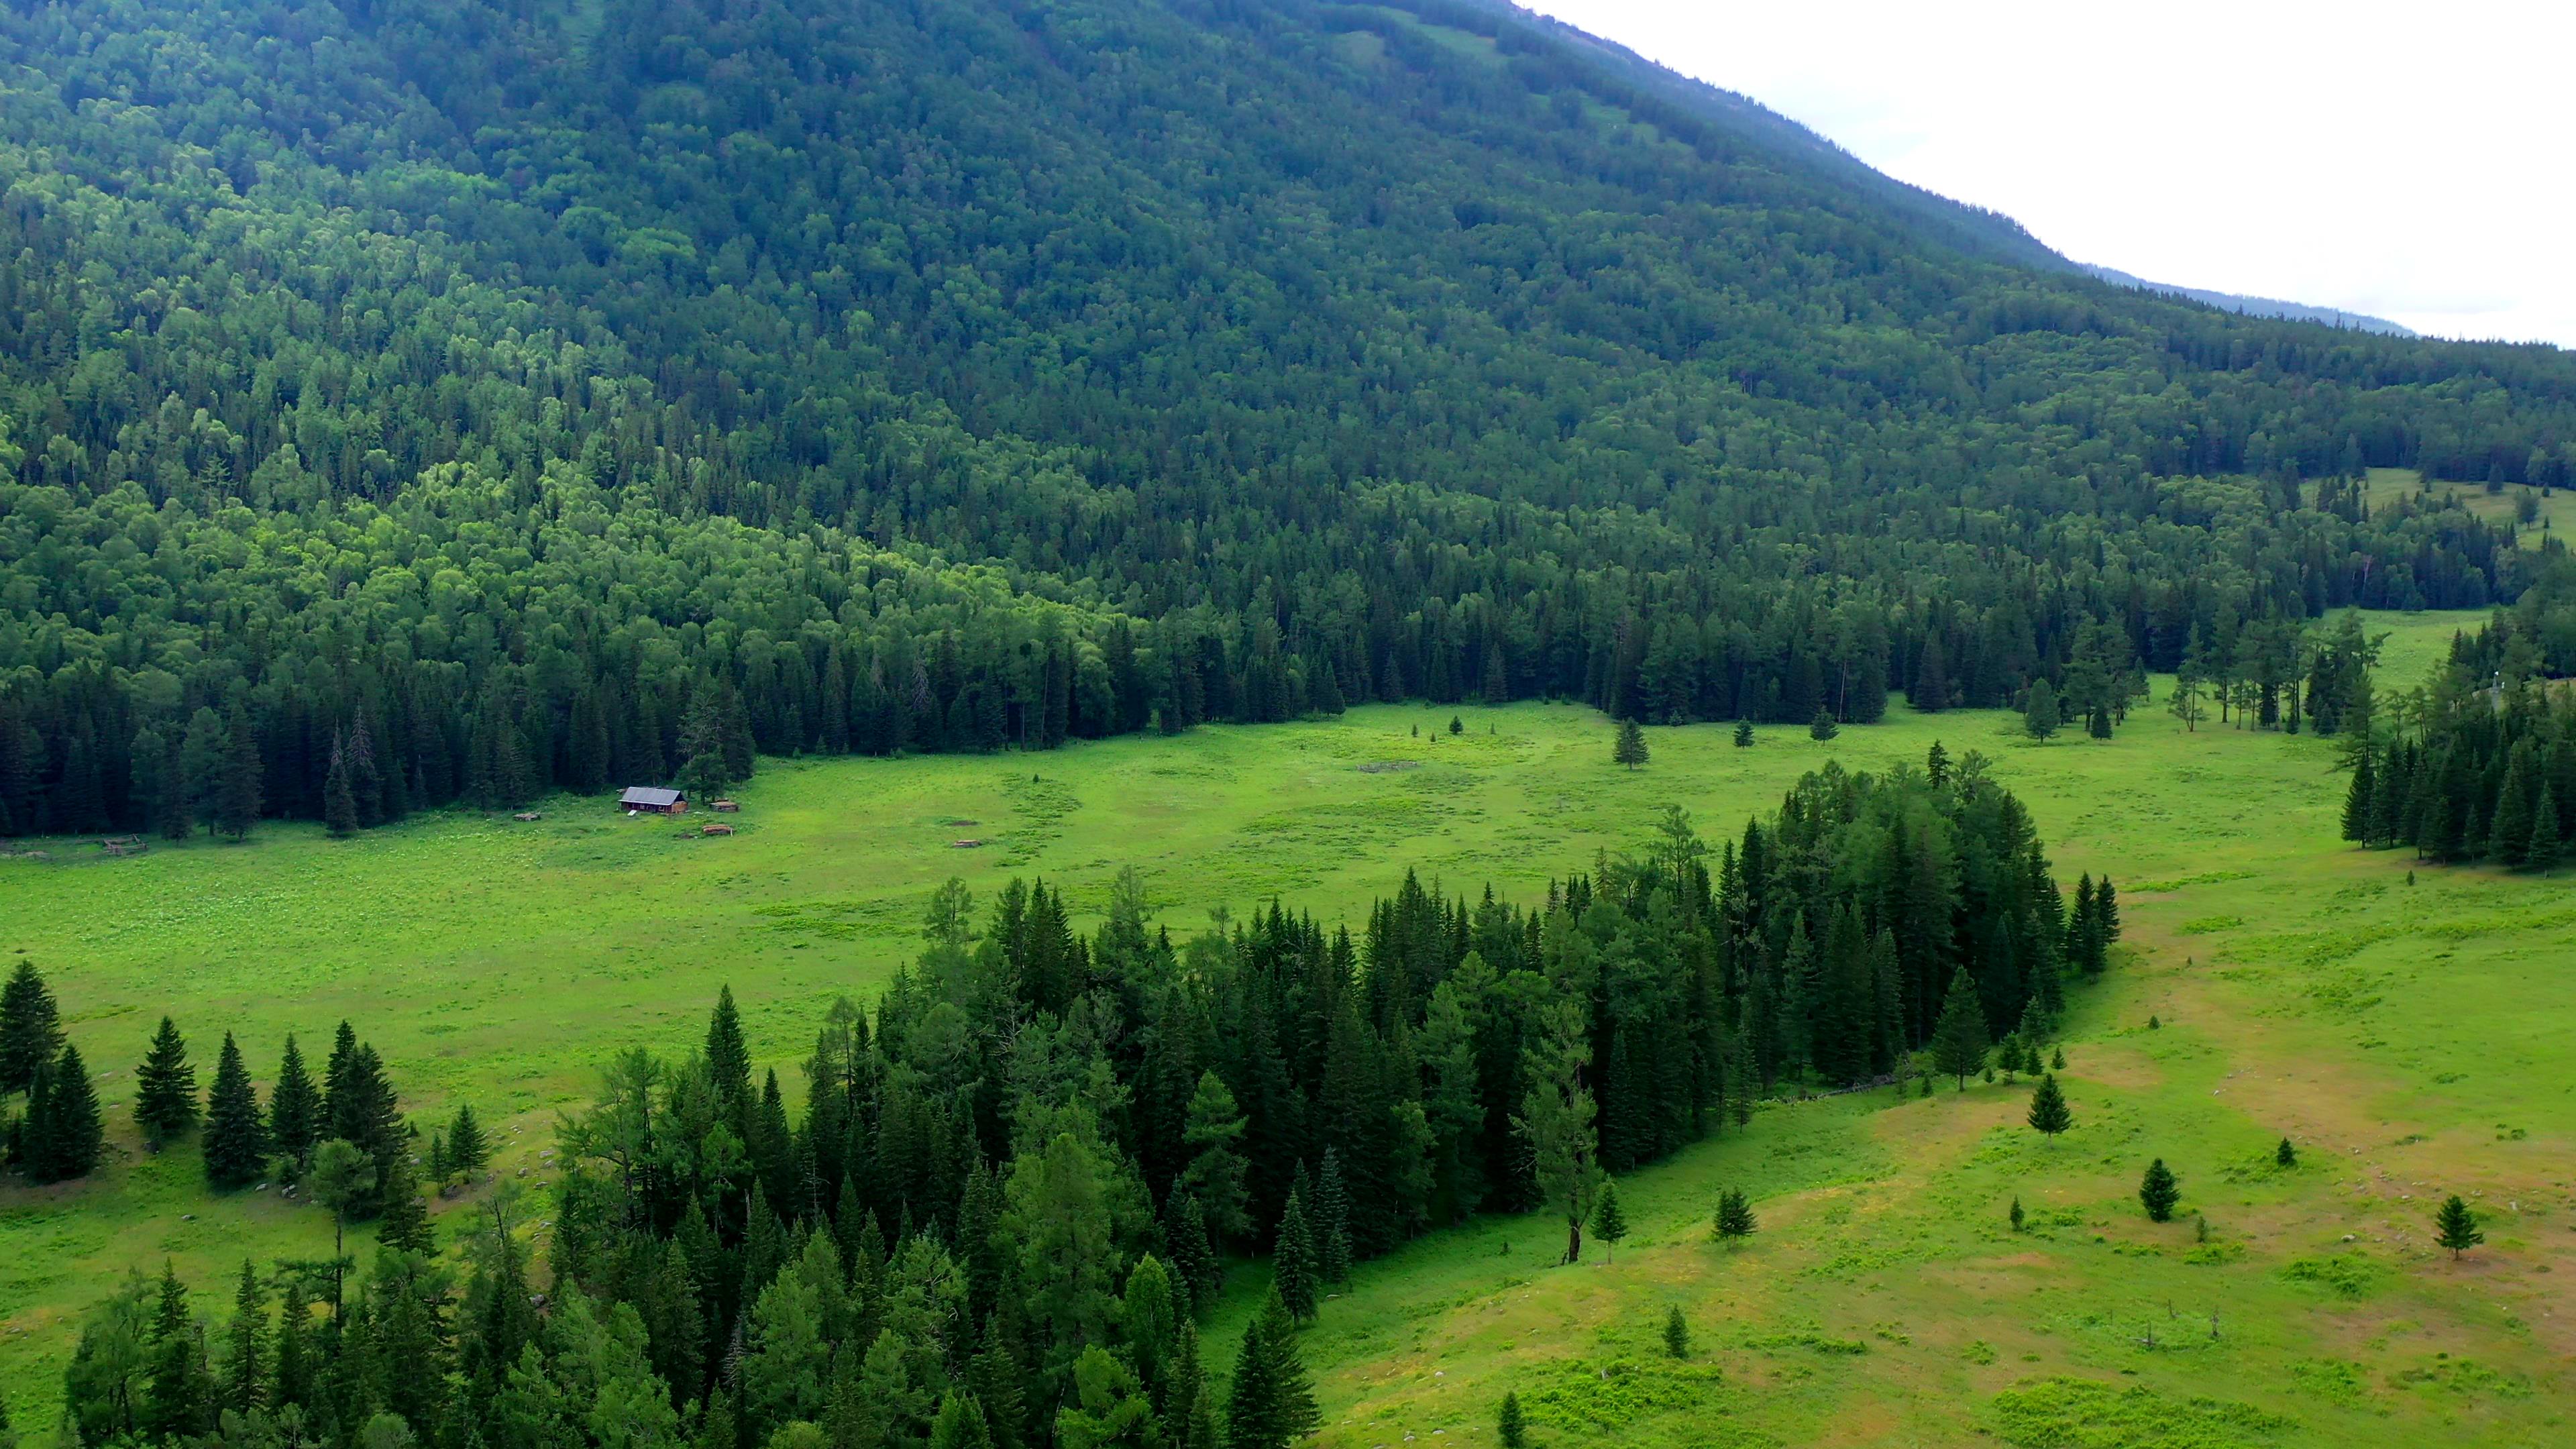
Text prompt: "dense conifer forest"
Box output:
[[22, 755, 2116, 1446], [1, 0, 2571, 837]]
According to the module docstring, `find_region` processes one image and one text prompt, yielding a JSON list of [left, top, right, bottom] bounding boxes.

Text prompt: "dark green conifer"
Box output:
[[1713, 1187, 1756, 1244], [2023, 678, 2059, 739], [134, 1016, 198, 1148], [2341, 751, 2374, 841], [1662, 1305, 1689, 1358], [2275, 1136, 2297, 1168], [268, 1034, 321, 1169], [1314, 1148, 1354, 1284], [1273, 1187, 1319, 1322], [1225, 1289, 1318, 1449], [445, 1102, 490, 1177], [1589, 1177, 1629, 1262], [2025, 1073, 2072, 1138], [0, 959, 63, 1095], [32, 1043, 103, 1181], [2138, 1159, 2180, 1222], [203, 1032, 268, 1188], [2008, 1196, 2025, 1232], [376, 1150, 435, 1255], [1733, 720, 1754, 747], [2434, 1194, 2483, 1259], [272, 1275, 312, 1411], [706, 985, 752, 1115], [1498, 1390, 1527, 1449], [1929, 968, 1990, 1089], [1809, 707, 1839, 741], [1613, 718, 1648, 769], [2530, 784, 2562, 871], [223, 1259, 266, 1415]]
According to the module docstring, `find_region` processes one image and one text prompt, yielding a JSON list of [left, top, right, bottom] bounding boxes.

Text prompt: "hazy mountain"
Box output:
[[2083, 264, 2418, 336]]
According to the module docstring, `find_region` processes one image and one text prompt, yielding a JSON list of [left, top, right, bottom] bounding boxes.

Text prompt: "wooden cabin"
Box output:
[[619, 786, 687, 814]]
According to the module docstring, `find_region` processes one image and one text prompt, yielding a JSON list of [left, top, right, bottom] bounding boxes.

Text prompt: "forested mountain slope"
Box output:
[[1, 0, 2571, 835]]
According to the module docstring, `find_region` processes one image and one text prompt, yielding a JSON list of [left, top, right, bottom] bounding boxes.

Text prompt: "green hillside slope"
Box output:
[[0, 0, 2570, 841]]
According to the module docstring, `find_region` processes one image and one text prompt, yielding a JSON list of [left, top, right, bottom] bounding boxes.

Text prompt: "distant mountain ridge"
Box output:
[[2083, 264, 2418, 337]]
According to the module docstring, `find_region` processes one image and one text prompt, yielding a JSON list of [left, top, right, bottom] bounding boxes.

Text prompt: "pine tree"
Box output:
[[269, 1035, 321, 1169], [1929, 968, 1990, 1089], [376, 1150, 435, 1255], [134, 1016, 199, 1148], [2530, 784, 2562, 871], [2008, 1196, 2025, 1232], [203, 1032, 268, 1188], [2138, 1159, 2180, 1222], [272, 1275, 311, 1411], [706, 985, 752, 1117], [1165, 1191, 1221, 1313], [1589, 1178, 1629, 1263], [1313, 1148, 1353, 1284], [2434, 1194, 2483, 1259], [35, 1042, 103, 1181], [2275, 1137, 2297, 1168], [1712, 1188, 1756, 1244], [0, 959, 63, 1096], [1226, 1289, 1318, 1449], [1663, 1305, 1690, 1358], [323, 733, 360, 838], [1809, 707, 1839, 741], [2023, 678, 2059, 739], [1498, 1391, 1527, 1449], [1273, 1186, 1319, 1322], [223, 1260, 266, 1415], [1613, 718, 1648, 769], [2341, 751, 2375, 841], [2489, 752, 2536, 865], [2025, 1073, 2073, 1138], [1733, 720, 1754, 748], [446, 1102, 490, 1176], [143, 1261, 216, 1441]]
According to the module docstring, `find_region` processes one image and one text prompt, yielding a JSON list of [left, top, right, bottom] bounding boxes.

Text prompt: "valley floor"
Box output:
[[4, 609, 2568, 1443]]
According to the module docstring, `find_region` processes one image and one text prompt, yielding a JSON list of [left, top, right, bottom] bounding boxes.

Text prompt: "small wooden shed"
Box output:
[[620, 786, 687, 814]]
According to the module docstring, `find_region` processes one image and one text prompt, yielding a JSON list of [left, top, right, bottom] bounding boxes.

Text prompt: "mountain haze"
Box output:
[[0, 0, 2570, 835]]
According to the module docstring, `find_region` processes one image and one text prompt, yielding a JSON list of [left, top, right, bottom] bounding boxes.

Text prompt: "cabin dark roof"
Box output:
[[620, 786, 684, 808]]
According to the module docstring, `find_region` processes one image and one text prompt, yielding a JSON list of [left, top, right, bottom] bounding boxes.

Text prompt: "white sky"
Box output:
[[1522, 1, 2575, 347]]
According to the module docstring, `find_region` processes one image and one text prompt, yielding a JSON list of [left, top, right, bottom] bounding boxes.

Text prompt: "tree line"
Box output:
[[49, 748, 2118, 1444], [1, 0, 2569, 839]]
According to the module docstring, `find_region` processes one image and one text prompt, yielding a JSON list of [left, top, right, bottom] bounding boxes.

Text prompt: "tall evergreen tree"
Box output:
[[2025, 1073, 2072, 1138], [1272, 1187, 1319, 1322], [0, 959, 63, 1096], [2532, 784, 2564, 871], [1313, 1149, 1354, 1285], [2023, 678, 2060, 739], [376, 1150, 435, 1255], [2341, 750, 2375, 841], [203, 1032, 268, 1188], [32, 1042, 104, 1181], [222, 1260, 266, 1416], [1224, 1290, 1318, 1449], [133, 1016, 199, 1148], [1713, 1188, 1756, 1244], [1929, 969, 1990, 1089], [268, 1035, 321, 1169], [1613, 718, 1649, 769]]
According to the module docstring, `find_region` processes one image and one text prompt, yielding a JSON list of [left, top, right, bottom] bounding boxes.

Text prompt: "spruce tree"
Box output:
[[2530, 784, 2562, 871], [1733, 720, 1754, 747], [1273, 1186, 1319, 1322], [272, 1275, 312, 1411], [1929, 968, 1990, 1089], [376, 1150, 435, 1255], [1589, 1178, 1629, 1263], [223, 1259, 266, 1415], [0, 959, 63, 1096], [1662, 1305, 1689, 1358], [706, 985, 752, 1116], [1313, 1148, 1353, 1284], [1226, 1289, 1318, 1449], [1809, 707, 1839, 741], [2434, 1194, 2483, 1259], [2341, 751, 2374, 841], [203, 1032, 268, 1188], [134, 1016, 198, 1148], [2275, 1136, 2297, 1168], [2008, 1196, 2025, 1232], [2024, 678, 2059, 739], [1712, 1188, 1756, 1244], [144, 1261, 216, 1440], [323, 735, 360, 838], [2138, 1159, 2180, 1222], [35, 1042, 103, 1181], [446, 1102, 490, 1176], [2025, 1073, 2072, 1138], [268, 1034, 321, 1169], [1165, 1191, 1221, 1313], [1498, 1391, 1527, 1449], [1613, 718, 1648, 769], [215, 700, 262, 840]]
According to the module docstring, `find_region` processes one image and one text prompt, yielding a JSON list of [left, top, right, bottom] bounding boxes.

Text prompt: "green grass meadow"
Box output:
[[6, 608, 2571, 1442]]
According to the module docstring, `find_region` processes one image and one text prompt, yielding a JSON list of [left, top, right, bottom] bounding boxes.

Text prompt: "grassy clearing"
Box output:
[[2365, 466, 2575, 551], [7, 608, 2571, 1442]]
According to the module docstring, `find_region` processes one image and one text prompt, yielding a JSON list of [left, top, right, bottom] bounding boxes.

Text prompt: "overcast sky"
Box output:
[[1523, 1, 2573, 347]]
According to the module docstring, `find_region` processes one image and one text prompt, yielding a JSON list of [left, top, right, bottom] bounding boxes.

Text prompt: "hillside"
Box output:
[[1, 0, 2572, 841]]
